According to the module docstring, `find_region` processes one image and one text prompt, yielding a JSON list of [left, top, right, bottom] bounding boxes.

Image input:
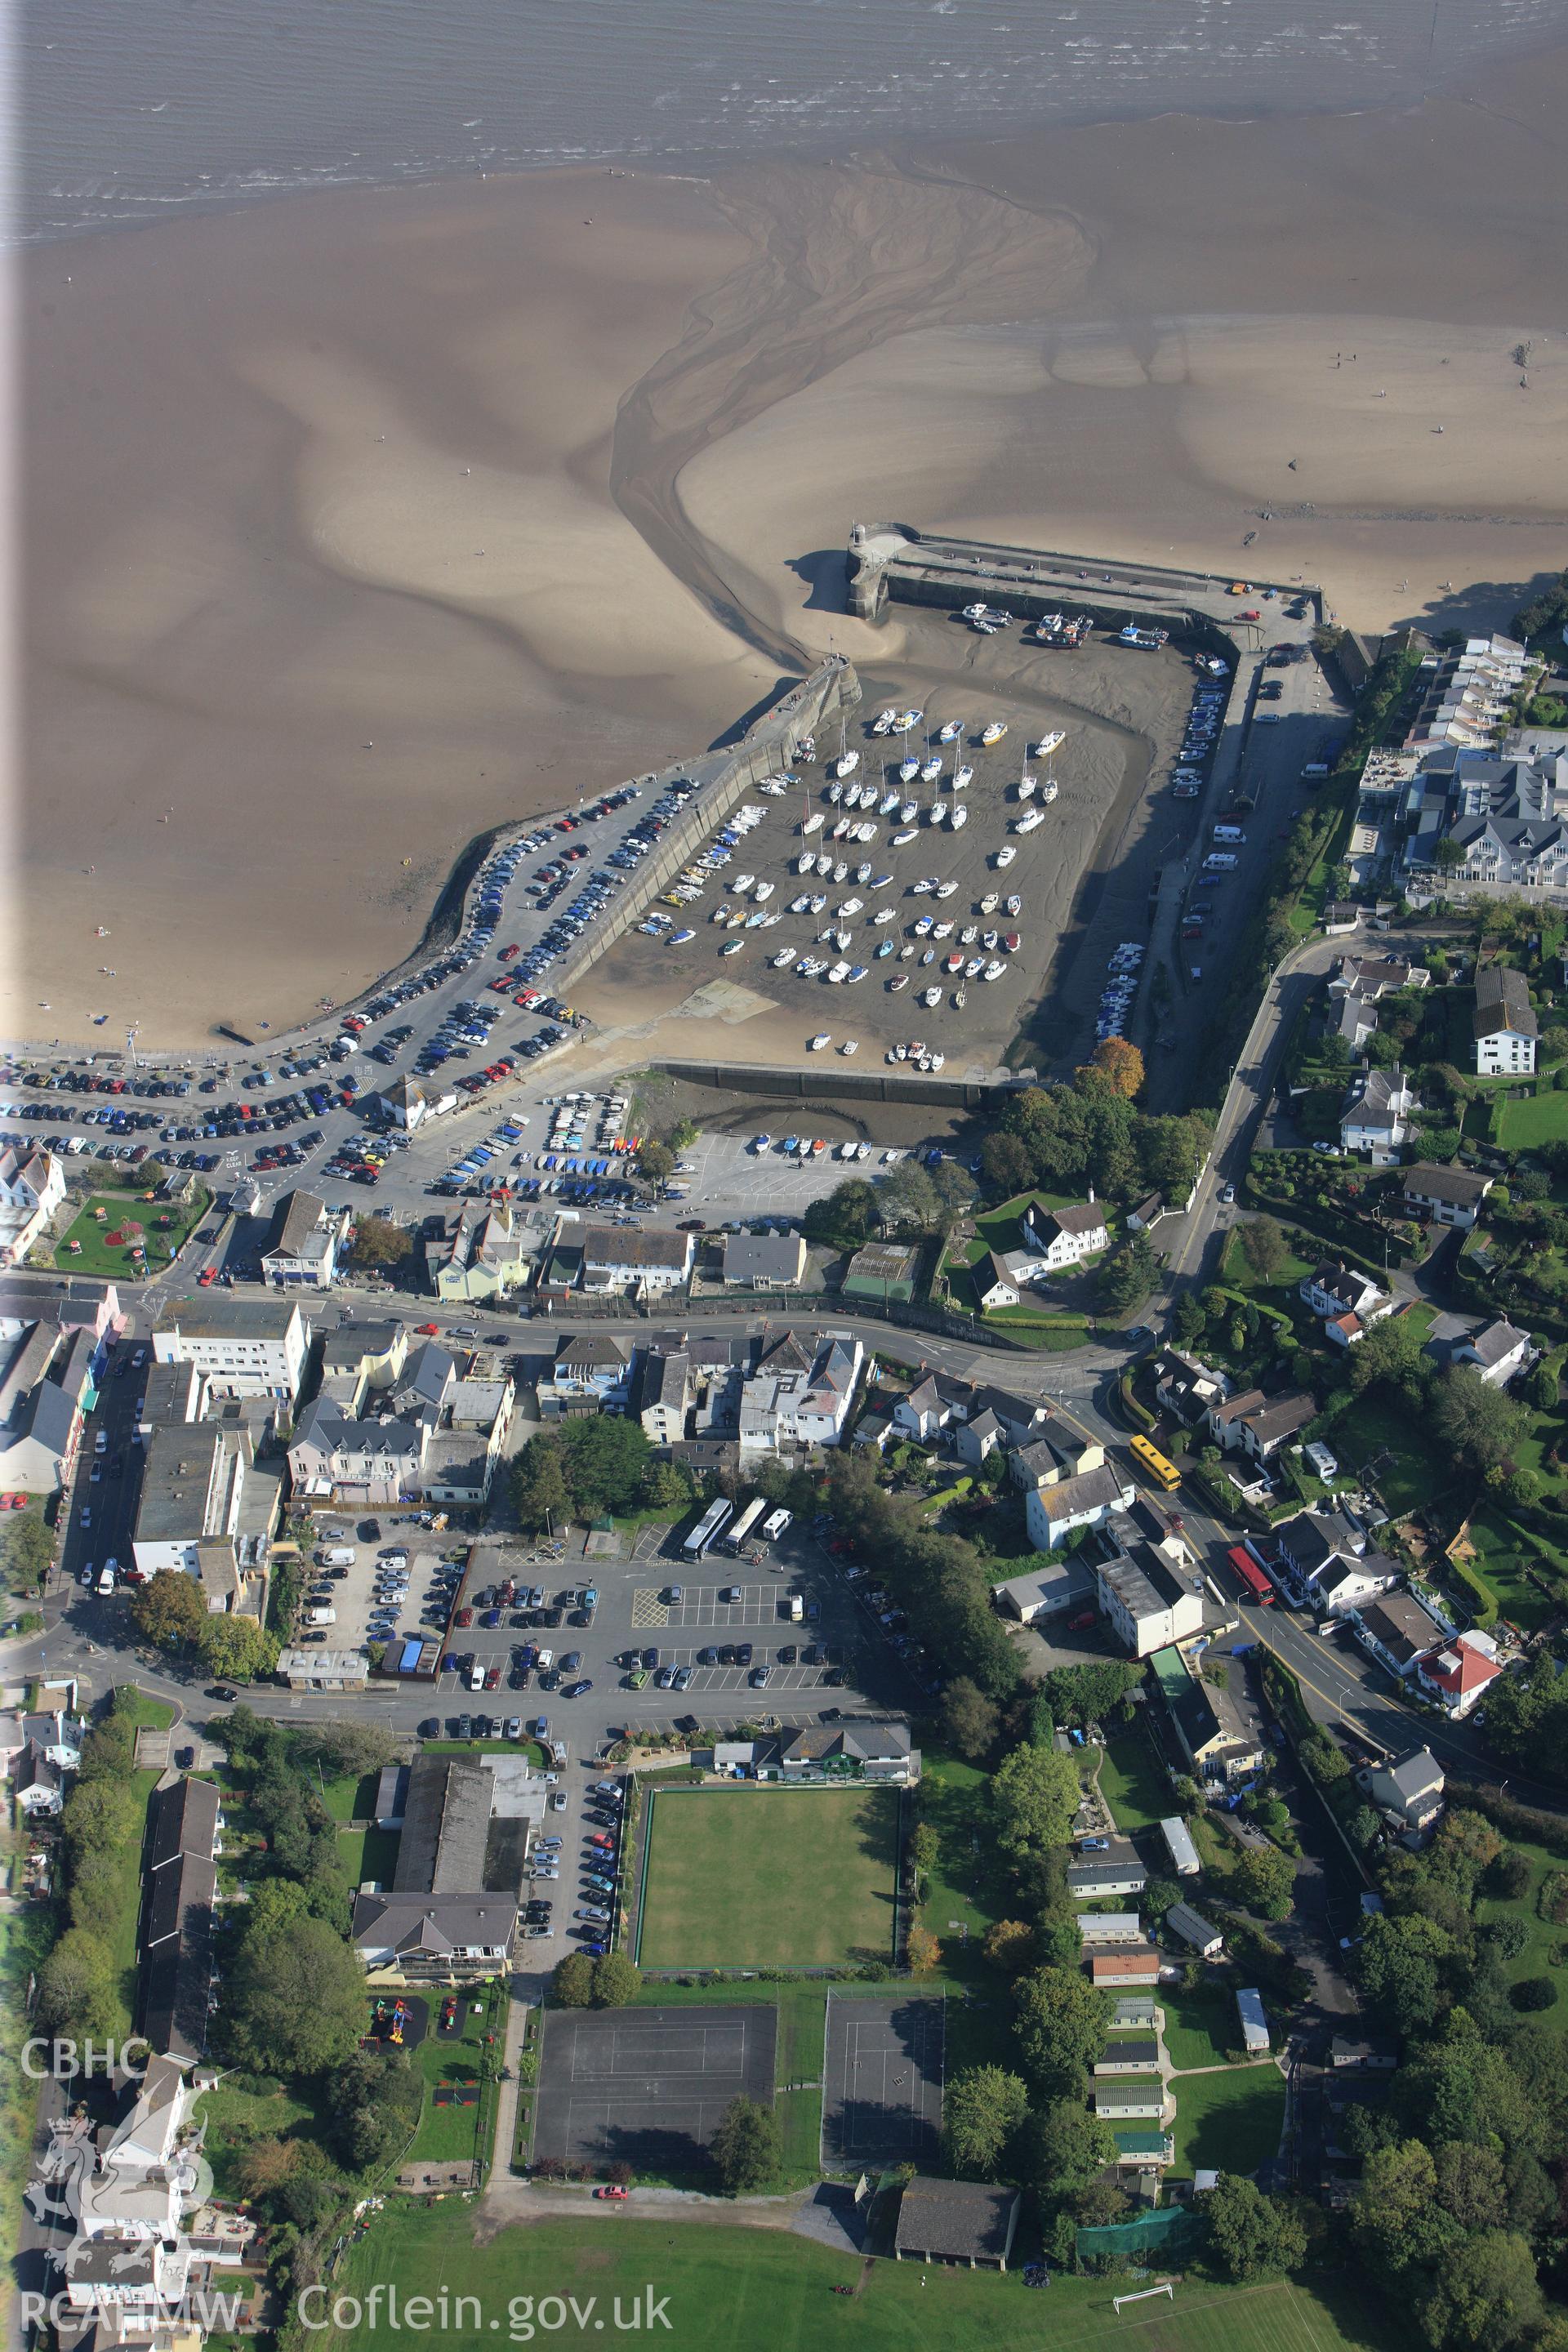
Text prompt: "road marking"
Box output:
[[630, 1588, 669, 1628]]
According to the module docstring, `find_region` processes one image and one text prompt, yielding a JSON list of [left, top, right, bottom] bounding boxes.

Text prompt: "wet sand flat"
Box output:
[[15, 40, 1568, 1054]]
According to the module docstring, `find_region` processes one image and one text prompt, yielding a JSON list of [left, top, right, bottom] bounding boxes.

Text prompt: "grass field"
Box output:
[[406, 1979, 506, 2165], [105, 1692, 176, 2026], [197, 2079, 320, 2199], [1457, 1508, 1557, 1633], [336, 1826, 401, 1886], [55, 1187, 210, 1276], [1330, 1392, 1449, 1517], [1169, 2063, 1287, 2179], [1157, 1989, 1237, 2073], [1097, 1734, 1173, 1834], [1475, 1830, 1568, 2020], [314, 2205, 1397, 2352], [1496, 1090, 1568, 1151], [635, 1785, 900, 1969]]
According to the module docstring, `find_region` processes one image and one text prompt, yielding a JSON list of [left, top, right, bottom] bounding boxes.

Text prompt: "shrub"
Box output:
[[1537, 1872, 1568, 1927], [1510, 1977, 1558, 2011]]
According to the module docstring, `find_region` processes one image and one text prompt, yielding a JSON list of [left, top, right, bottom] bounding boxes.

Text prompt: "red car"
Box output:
[[1067, 1608, 1097, 1631], [499, 943, 520, 961], [455, 1607, 474, 1628], [594, 2185, 628, 2201], [484, 1664, 501, 1690], [198, 1267, 217, 1287]]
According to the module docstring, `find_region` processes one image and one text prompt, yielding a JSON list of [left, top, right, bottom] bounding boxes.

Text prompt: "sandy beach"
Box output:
[[13, 40, 1568, 1051]]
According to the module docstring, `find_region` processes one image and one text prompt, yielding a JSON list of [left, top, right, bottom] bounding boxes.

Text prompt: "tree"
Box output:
[[939, 1677, 1000, 1761], [635, 1139, 675, 1187], [1090, 1038, 1145, 1098], [510, 1433, 571, 1534], [0, 1512, 54, 1593], [590, 1952, 641, 2007], [1018, 2098, 1116, 2200], [1358, 1913, 1455, 2035], [350, 1215, 413, 1270], [1043, 1659, 1138, 1728], [1172, 1291, 1206, 1344], [552, 1953, 594, 2007], [36, 1927, 120, 2042], [1352, 2140, 1459, 2275], [228, 1914, 368, 2077], [909, 1821, 939, 1879], [328, 2048, 422, 2171], [803, 1178, 878, 1250], [670, 1118, 699, 1152], [236, 2136, 303, 2202], [130, 1567, 211, 1654], [1232, 1845, 1295, 1922], [709, 2096, 780, 2194], [293, 1722, 403, 1778], [640, 1459, 695, 1512], [942, 2066, 1029, 2179], [877, 1160, 943, 1235], [906, 1925, 941, 1975], [1432, 1365, 1529, 1476], [1432, 837, 1467, 874], [1434, 2139, 1506, 2232], [1200, 2175, 1307, 2281], [560, 1415, 652, 1517], [1419, 2231, 1543, 2351], [1098, 1232, 1159, 1315], [982, 1920, 1036, 1976], [1239, 1215, 1290, 1282], [197, 1615, 279, 1683], [1013, 1966, 1107, 2096], [1346, 1311, 1426, 1397], [991, 1743, 1080, 1863]]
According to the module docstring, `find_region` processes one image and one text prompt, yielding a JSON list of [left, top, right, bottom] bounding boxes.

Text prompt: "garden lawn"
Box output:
[[1459, 1508, 1558, 1634], [406, 1980, 507, 2166], [1097, 1734, 1172, 1834], [336, 1826, 402, 1886], [315, 2203, 1398, 2352], [1157, 1989, 1238, 2073], [1169, 2061, 1287, 2179], [1329, 1392, 1450, 1517], [635, 1785, 898, 1969], [55, 1187, 210, 1277], [1496, 1090, 1568, 1151], [1475, 1832, 1568, 2022], [196, 2080, 320, 2199], [1220, 1228, 1314, 1293]]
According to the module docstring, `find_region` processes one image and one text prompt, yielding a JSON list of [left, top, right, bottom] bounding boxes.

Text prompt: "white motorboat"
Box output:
[[810, 1032, 831, 1050], [857, 861, 873, 883], [1040, 778, 1058, 803], [893, 826, 917, 846], [983, 930, 999, 951], [871, 707, 898, 735], [983, 959, 1007, 981], [951, 804, 969, 830], [982, 719, 1008, 746], [874, 906, 897, 925], [889, 973, 909, 992], [929, 1051, 945, 1071], [920, 986, 942, 1007], [833, 862, 849, 882], [996, 845, 1017, 867], [1005, 894, 1022, 916], [879, 790, 901, 815], [960, 924, 978, 945], [980, 891, 1000, 914], [840, 895, 863, 915], [771, 947, 795, 968], [933, 919, 954, 939], [826, 781, 842, 805], [938, 717, 965, 743], [840, 1040, 858, 1055], [808, 893, 827, 913], [753, 879, 773, 900], [953, 764, 973, 791], [951, 989, 966, 1009], [914, 914, 934, 936], [964, 956, 984, 978], [1014, 809, 1045, 834], [1032, 731, 1065, 758], [827, 961, 851, 983], [935, 881, 959, 900]]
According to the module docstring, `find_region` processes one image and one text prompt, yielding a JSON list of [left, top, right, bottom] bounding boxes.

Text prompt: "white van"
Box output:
[[1205, 853, 1238, 871], [536, 1648, 555, 1671], [1212, 826, 1247, 844], [96, 1564, 116, 1597], [468, 1661, 487, 1691], [317, 1546, 356, 1567], [306, 1605, 338, 1626]]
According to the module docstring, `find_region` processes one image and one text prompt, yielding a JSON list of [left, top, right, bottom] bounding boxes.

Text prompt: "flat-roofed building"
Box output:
[[1236, 1987, 1270, 2053], [1159, 1816, 1200, 1878], [152, 1294, 310, 1401]]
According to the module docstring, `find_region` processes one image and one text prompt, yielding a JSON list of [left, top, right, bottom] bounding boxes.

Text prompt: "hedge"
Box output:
[[1442, 1549, 1499, 1630]]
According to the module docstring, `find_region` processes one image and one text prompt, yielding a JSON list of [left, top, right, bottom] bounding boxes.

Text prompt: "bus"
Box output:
[[719, 1497, 768, 1556], [760, 1507, 793, 1546], [1227, 1544, 1276, 1606], [683, 1496, 733, 1560], [1129, 1432, 1182, 1492]]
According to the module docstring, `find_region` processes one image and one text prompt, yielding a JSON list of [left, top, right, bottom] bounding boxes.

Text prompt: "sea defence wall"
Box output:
[[844, 520, 1320, 644], [647, 1058, 1036, 1113], [553, 656, 859, 1000]]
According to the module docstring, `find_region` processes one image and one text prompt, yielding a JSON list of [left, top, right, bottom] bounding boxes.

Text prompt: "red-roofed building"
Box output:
[[1089, 1947, 1161, 1986], [1415, 1629, 1503, 1718]]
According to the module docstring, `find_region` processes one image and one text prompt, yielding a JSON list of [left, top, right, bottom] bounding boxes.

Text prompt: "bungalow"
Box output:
[[1364, 1745, 1445, 1833], [1067, 1859, 1149, 1901], [1094, 2084, 1165, 2122], [1339, 1064, 1418, 1160], [1112, 2129, 1174, 2170], [1403, 1163, 1493, 1231], [1454, 1316, 1534, 1388], [1080, 1911, 1145, 1947], [1330, 2035, 1399, 2070], [1091, 1948, 1161, 1987], [1474, 964, 1537, 1076], [350, 1891, 517, 1980], [1094, 2036, 1162, 2076], [1165, 1902, 1223, 1958], [894, 2176, 1021, 2271], [1159, 1815, 1201, 1878], [1111, 1995, 1158, 2030], [1322, 902, 1362, 936], [1025, 1460, 1135, 1552], [1022, 1198, 1110, 1269], [721, 1231, 809, 1291], [1415, 1628, 1503, 1718], [1236, 1988, 1270, 2054], [779, 1720, 917, 1782], [1355, 1591, 1452, 1676], [973, 1252, 1019, 1312], [991, 1557, 1098, 1624]]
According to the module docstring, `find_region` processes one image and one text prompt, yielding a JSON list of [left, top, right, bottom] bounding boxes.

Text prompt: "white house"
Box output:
[[1207, 1388, 1318, 1463], [580, 1225, 693, 1296], [1022, 1198, 1110, 1269], [258, 1190, 351, 1290], [1298, 1261, 1394, 1347], [1025, 1461, 1134, 1551], [1415, 1628, 1503, 1717], [1473, 965, 1537, 1076], [151, 1296, 310, 1402], [1402, 1163, 1493, 1230], [1454, 1316, 1534, 1388], [0, 1145, 66, 1267], [1095, 1544, 1204, 1658], [1339, 1065, 1418, 1160], [543, 1333, 635, 1409], [974, 1252, 1019, 1311]]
